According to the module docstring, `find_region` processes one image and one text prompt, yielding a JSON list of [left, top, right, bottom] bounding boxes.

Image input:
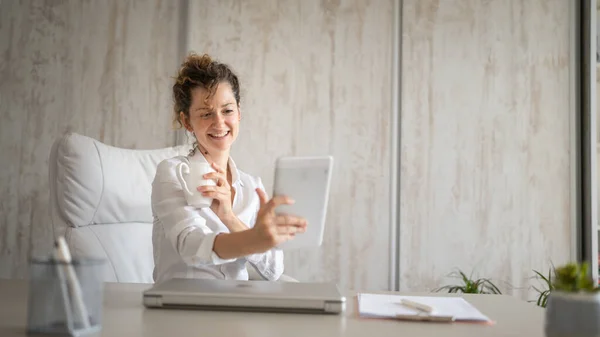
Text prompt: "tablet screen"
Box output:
[[273, 156, 333, 250]]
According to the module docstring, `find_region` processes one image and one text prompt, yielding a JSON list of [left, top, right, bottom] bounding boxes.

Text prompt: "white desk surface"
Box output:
[[0, 279, 545, 336]]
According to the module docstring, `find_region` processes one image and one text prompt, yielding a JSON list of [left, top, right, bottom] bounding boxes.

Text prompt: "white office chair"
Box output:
[[48, 132, 296, 283]]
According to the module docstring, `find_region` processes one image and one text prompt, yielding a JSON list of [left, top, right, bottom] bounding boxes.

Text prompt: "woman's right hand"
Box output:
[[251, 188, 307, 252]]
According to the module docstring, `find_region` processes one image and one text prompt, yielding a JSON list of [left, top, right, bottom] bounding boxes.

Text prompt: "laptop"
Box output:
[[142, 278, 346, 314]]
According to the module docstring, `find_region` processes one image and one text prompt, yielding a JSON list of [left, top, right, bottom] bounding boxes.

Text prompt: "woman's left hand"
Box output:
[[197, 163, 234, 223]]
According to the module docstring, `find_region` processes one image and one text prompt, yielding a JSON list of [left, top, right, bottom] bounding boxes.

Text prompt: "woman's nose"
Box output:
[[212, 112, 225, 124]]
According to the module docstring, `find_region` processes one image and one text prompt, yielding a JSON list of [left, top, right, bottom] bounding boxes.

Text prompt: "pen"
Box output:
[[54, 237, 91, 329], [52, 245, 74, 332], [400, 299, 435, 314]]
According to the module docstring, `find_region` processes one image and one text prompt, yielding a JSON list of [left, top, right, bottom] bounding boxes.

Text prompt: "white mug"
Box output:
[[175, 161, 216, 208]]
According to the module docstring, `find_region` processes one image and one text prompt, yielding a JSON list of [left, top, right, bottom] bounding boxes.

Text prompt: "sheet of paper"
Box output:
[[357, 293, 491, 322]]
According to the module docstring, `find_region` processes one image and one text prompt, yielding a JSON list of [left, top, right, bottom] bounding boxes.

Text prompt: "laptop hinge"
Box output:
[[143, 295, 162, 307]]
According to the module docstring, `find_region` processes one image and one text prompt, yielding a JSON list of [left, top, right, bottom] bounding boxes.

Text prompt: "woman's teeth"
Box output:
[[209, 131, 230, 138]]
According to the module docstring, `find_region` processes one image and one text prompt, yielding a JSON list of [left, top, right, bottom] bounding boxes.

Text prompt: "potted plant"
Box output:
[[434, 269, 502, 294], [545, 262, 600, 337], [531, 268, 554, 308]]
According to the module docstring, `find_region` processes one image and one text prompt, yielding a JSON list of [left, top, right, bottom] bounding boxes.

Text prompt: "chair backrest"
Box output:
[[48, 132, 189, 283]]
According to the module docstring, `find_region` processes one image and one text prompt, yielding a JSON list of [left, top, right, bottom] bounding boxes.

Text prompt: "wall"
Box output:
[[0, 0, 576, 297], [400, 0, 574, 298], [0, 0, 180, 278], [185, 0, 394, 291]]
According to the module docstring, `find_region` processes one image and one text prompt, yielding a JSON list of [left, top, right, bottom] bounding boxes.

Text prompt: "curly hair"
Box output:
[[172, 53, 241, 130]]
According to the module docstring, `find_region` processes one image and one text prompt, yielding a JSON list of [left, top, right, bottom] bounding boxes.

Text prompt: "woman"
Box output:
[[151, 53, 306, 283]]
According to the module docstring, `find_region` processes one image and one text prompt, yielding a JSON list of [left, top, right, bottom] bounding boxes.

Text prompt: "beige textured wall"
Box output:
[[186, 0, 394, 291], [0, 0, 576, 297], [0, 0, 180, 278], [400, 0, 574, 298]]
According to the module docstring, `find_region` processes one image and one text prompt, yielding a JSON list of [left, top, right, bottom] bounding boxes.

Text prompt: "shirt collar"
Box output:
[[227, 156, 244, 187], [189, 151, 243, 187]]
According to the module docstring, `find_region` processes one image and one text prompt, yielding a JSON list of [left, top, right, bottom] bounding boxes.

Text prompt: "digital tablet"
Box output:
[[272, 156, 334, 250]]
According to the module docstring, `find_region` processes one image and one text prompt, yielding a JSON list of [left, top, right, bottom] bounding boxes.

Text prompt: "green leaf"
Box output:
[[553, 262, 597, 293], [435, 269, 502, 295]]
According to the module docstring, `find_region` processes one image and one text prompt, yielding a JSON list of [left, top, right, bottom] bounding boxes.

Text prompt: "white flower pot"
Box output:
[[545, 291, 600, 337]]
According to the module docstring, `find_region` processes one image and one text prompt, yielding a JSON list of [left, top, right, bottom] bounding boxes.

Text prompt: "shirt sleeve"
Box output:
[[151, 158, 235, 266], [245, 177, 285, 281]]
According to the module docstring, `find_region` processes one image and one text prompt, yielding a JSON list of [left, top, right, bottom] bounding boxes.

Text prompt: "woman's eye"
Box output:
[[201, 113, 212, 119], [224, 109, 233, 114]]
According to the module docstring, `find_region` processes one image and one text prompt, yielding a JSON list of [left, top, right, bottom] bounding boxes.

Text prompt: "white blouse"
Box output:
[[151, 154, 284, 284]]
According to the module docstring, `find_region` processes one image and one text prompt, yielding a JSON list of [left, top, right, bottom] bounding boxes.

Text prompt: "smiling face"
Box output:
[[182, 82, 241, 154]]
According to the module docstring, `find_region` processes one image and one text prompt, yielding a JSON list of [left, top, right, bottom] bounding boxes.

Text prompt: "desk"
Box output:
[[0, 279, 544, 336]]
